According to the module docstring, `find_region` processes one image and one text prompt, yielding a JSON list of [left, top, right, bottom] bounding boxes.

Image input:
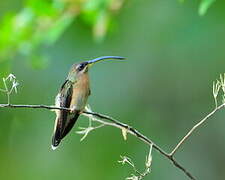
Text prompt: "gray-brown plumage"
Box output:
[[51, 56, 125, 150]]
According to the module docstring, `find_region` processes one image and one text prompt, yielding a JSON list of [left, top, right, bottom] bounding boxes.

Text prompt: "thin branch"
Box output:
[[0, 103, 196, 180], [82, 111, 195, 180], [0, 104, 70, 111], [170, 103, 225, 156], [76, 124, 105, 141]]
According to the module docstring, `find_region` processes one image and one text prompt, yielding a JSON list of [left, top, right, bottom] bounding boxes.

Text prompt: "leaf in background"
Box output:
[[0, 0, 125, 70], [0, 8, 34, 60], [83, 0, 106, 12], [13, 8, 35, 45], [93, 10, 109, 43], [0, 13, 16, 60], [199, 0, 216, 16], [44, 13, 75, 45], [81, 0, 108, 26], [26, 0, 58, 17], [121, 127, 128, 140], [81, 0, 112, 42]]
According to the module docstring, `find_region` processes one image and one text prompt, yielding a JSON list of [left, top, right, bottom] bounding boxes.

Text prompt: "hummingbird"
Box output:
[[52, 56, 125, 150]]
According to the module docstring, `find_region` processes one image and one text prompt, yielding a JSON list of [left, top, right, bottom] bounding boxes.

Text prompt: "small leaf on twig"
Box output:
[[1, 74, 19, 104], [213, 79, 221, 108], [12, 81, 19, 93], [126, 175, 139, 180], [145, 144, 153, 168], [122, 127, 128, 140], [6, 74, 16, 81], [220, 74, 225, 94]]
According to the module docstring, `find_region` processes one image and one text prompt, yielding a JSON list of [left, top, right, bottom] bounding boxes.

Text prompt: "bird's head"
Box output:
[[67, 56, 125, 82]]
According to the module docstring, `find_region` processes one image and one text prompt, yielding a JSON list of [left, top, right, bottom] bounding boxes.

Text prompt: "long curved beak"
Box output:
[[87, 56, 125, 66]]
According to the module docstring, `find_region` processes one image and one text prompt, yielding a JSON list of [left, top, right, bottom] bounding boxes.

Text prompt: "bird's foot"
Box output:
[[70, 107, 77, 114], [79, 110, 84, 115]]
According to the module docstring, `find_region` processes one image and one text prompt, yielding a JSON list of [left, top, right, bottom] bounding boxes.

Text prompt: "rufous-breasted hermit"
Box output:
[[52, 56, 125, 150]]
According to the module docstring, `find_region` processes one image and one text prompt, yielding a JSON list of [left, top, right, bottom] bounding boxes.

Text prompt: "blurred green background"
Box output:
[[0, 0, 225, 179]]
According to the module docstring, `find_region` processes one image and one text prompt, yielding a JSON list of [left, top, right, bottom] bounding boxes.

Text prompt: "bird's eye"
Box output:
[[77, 64, 85, 71]]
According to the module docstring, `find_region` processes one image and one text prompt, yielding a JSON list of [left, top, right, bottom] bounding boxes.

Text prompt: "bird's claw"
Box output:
[[70, 107, 76, 114], [79, 110, 84, 114]]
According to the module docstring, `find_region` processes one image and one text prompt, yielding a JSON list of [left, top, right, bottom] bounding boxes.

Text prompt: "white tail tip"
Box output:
[[51, 145, 58, 150]]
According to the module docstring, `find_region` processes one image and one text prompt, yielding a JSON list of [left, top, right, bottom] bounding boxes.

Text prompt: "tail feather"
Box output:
[[61, 113, 80, 139], [51, 126, 61, 150], [51, 111, 80, 150]]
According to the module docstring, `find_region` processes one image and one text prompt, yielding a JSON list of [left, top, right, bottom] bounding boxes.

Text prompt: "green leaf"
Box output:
[[44, 14, 75, 45], [199, 0, 216, 16], [93, 11, 110, 43], [81, 0, 111, 26], [26, 0, 58, 16], [0, 0, 124, 71]]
